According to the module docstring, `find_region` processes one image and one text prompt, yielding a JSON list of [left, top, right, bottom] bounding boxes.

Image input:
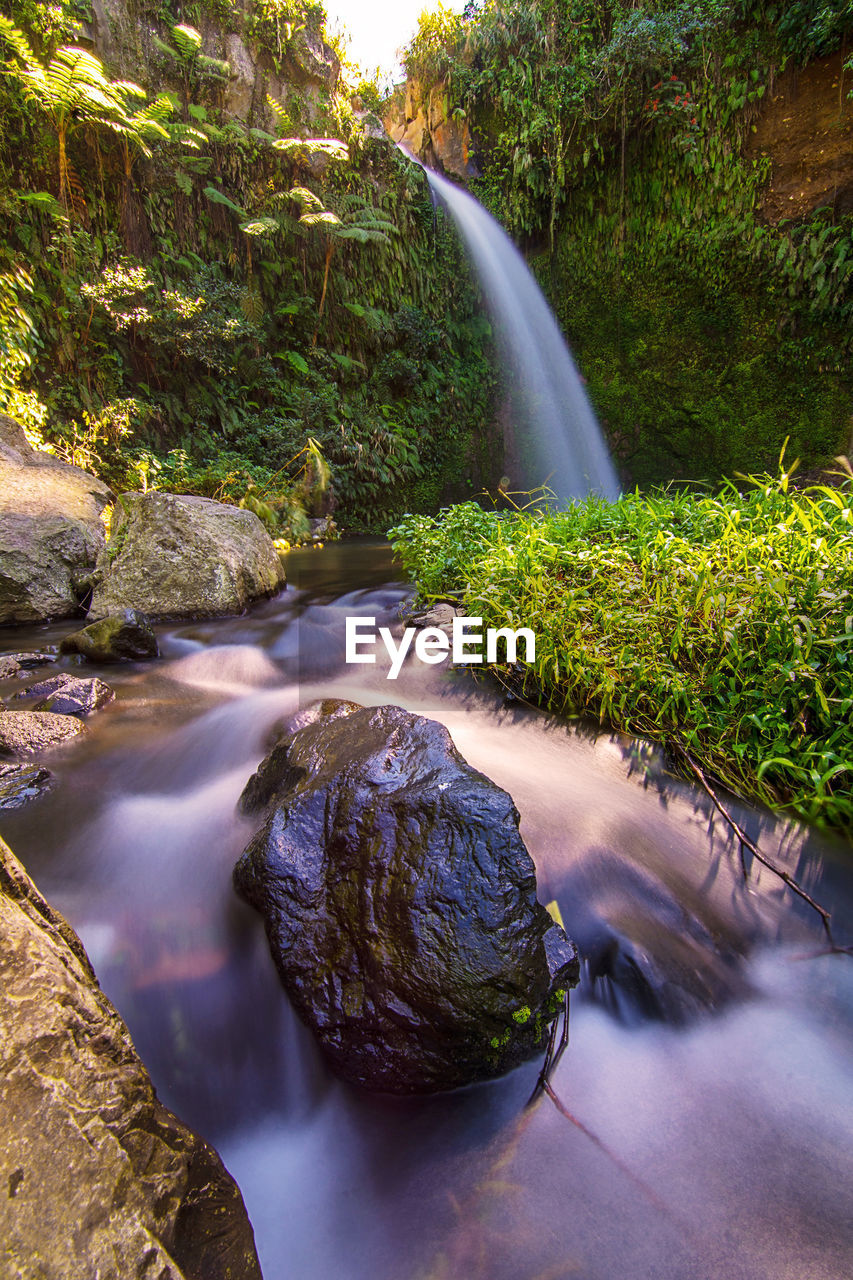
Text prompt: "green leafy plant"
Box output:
[[152, 23, 229, 121], [391, 462, 853, 836], [0, 16, 152, 215]]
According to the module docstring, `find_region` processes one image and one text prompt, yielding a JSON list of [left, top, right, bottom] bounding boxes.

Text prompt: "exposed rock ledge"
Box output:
[[0, 836, 262, 1280], [384, 78, 477, 179]]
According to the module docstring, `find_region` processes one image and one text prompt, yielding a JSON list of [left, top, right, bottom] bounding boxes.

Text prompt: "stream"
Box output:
[[2, 541, 852, 1280]]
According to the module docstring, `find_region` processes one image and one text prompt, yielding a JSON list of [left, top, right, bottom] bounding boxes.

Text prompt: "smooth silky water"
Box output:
[[2, 542, 852, 1280]]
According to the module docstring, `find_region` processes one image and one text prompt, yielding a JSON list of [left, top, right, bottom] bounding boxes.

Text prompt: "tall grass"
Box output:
[[390, 471, 853, 838]]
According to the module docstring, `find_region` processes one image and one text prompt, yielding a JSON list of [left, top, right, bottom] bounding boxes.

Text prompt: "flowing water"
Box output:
[[2, 543, 853, 1280], [424, 167, 620, 504]]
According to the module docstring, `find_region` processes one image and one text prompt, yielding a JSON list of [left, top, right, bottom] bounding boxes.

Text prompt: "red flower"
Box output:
[[670, 74, 678, 80], [691, 116, 697, 124], [675, 95, 681, 105]]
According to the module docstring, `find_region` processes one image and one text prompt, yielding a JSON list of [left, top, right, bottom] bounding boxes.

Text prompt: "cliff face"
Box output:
[[383, 78, 477, 178], [391, 50, 853, 225], [83, 0, 340, 128], [745, 50, 853, 224]]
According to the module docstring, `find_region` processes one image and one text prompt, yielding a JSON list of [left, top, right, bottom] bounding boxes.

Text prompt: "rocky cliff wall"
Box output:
[[383, 78, 477, 178], [83, 0, 340, 129], [745, 50, 853, 224], [389, 50, 853, 225]]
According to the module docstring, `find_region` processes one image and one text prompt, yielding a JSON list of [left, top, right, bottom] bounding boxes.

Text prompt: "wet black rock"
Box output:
[[60, 609, 159, 662], [235, 700, 578, 1094], [241, 698, 362, 815], [0, 762, 52, 808], [13, 672, 115, 717]]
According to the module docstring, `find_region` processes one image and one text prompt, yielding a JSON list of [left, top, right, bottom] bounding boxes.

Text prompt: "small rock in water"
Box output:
[[60, 609, 159, 663], [12, 673, 114, 717], [409, 601, 459, 634], [0, 762, 53, 808], [0, 652, 57, 680], [555, 850, 752, 1024], [235, 699, 578, 1094], [0, 710, 86, 757]]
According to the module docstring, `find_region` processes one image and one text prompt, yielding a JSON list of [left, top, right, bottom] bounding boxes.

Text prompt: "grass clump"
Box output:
[[390, 467, 853, 839]]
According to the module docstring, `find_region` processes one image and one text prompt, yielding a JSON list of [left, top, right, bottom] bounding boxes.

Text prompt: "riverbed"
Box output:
[[2, 541, 852, 1280]]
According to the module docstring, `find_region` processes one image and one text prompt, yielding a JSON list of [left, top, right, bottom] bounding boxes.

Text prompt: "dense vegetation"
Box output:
[[0, 0, 498, 535], [390, 464, 853, 837], [404, 0, 853, 486]]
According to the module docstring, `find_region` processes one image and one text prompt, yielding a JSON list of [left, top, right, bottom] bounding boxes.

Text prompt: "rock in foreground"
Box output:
[[235, 701, 578, 1094], [0, 837, 261, 1280], [13, 672, 114, 716], [89, 491, 286, 620]]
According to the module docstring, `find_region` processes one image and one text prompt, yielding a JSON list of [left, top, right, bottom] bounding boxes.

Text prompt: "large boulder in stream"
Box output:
[[89, 491, 286, 620], [235, 700, 579, 1094], [0, 836, 262, 1280], [0, 413, 112, 623]]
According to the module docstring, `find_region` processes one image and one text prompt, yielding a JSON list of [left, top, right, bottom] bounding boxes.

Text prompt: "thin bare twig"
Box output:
[[526, 987, 569, 1106], [672, 742, 853, 957], [542, 1082, 676, 1219]]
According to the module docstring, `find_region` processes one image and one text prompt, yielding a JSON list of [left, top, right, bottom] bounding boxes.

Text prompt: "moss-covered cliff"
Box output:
[[398, 0, 853, 488]]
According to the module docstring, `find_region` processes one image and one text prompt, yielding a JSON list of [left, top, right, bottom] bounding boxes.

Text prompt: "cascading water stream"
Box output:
[[3, 542, 853, 1280], [423, 165, 621, 503]]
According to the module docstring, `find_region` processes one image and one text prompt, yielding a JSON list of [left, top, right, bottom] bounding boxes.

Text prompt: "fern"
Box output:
[[204, 186, 248, 218]]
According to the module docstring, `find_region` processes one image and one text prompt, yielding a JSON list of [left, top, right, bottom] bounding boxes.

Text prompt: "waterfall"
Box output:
[[425, 166, 621, 504]]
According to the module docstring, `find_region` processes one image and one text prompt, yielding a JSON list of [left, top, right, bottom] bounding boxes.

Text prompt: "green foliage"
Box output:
[[0, 0, 498, 531], [390, 464, 853, 836], [0, 16, 161, 214], [0, 262, 48, 435], [404, 0, 852, 485], [0, 263, 35, 399], [775, 0, 853, 62], [246, 0, 325, 71], [404, 2, 468, 84], [390, 501, 504, 595]]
